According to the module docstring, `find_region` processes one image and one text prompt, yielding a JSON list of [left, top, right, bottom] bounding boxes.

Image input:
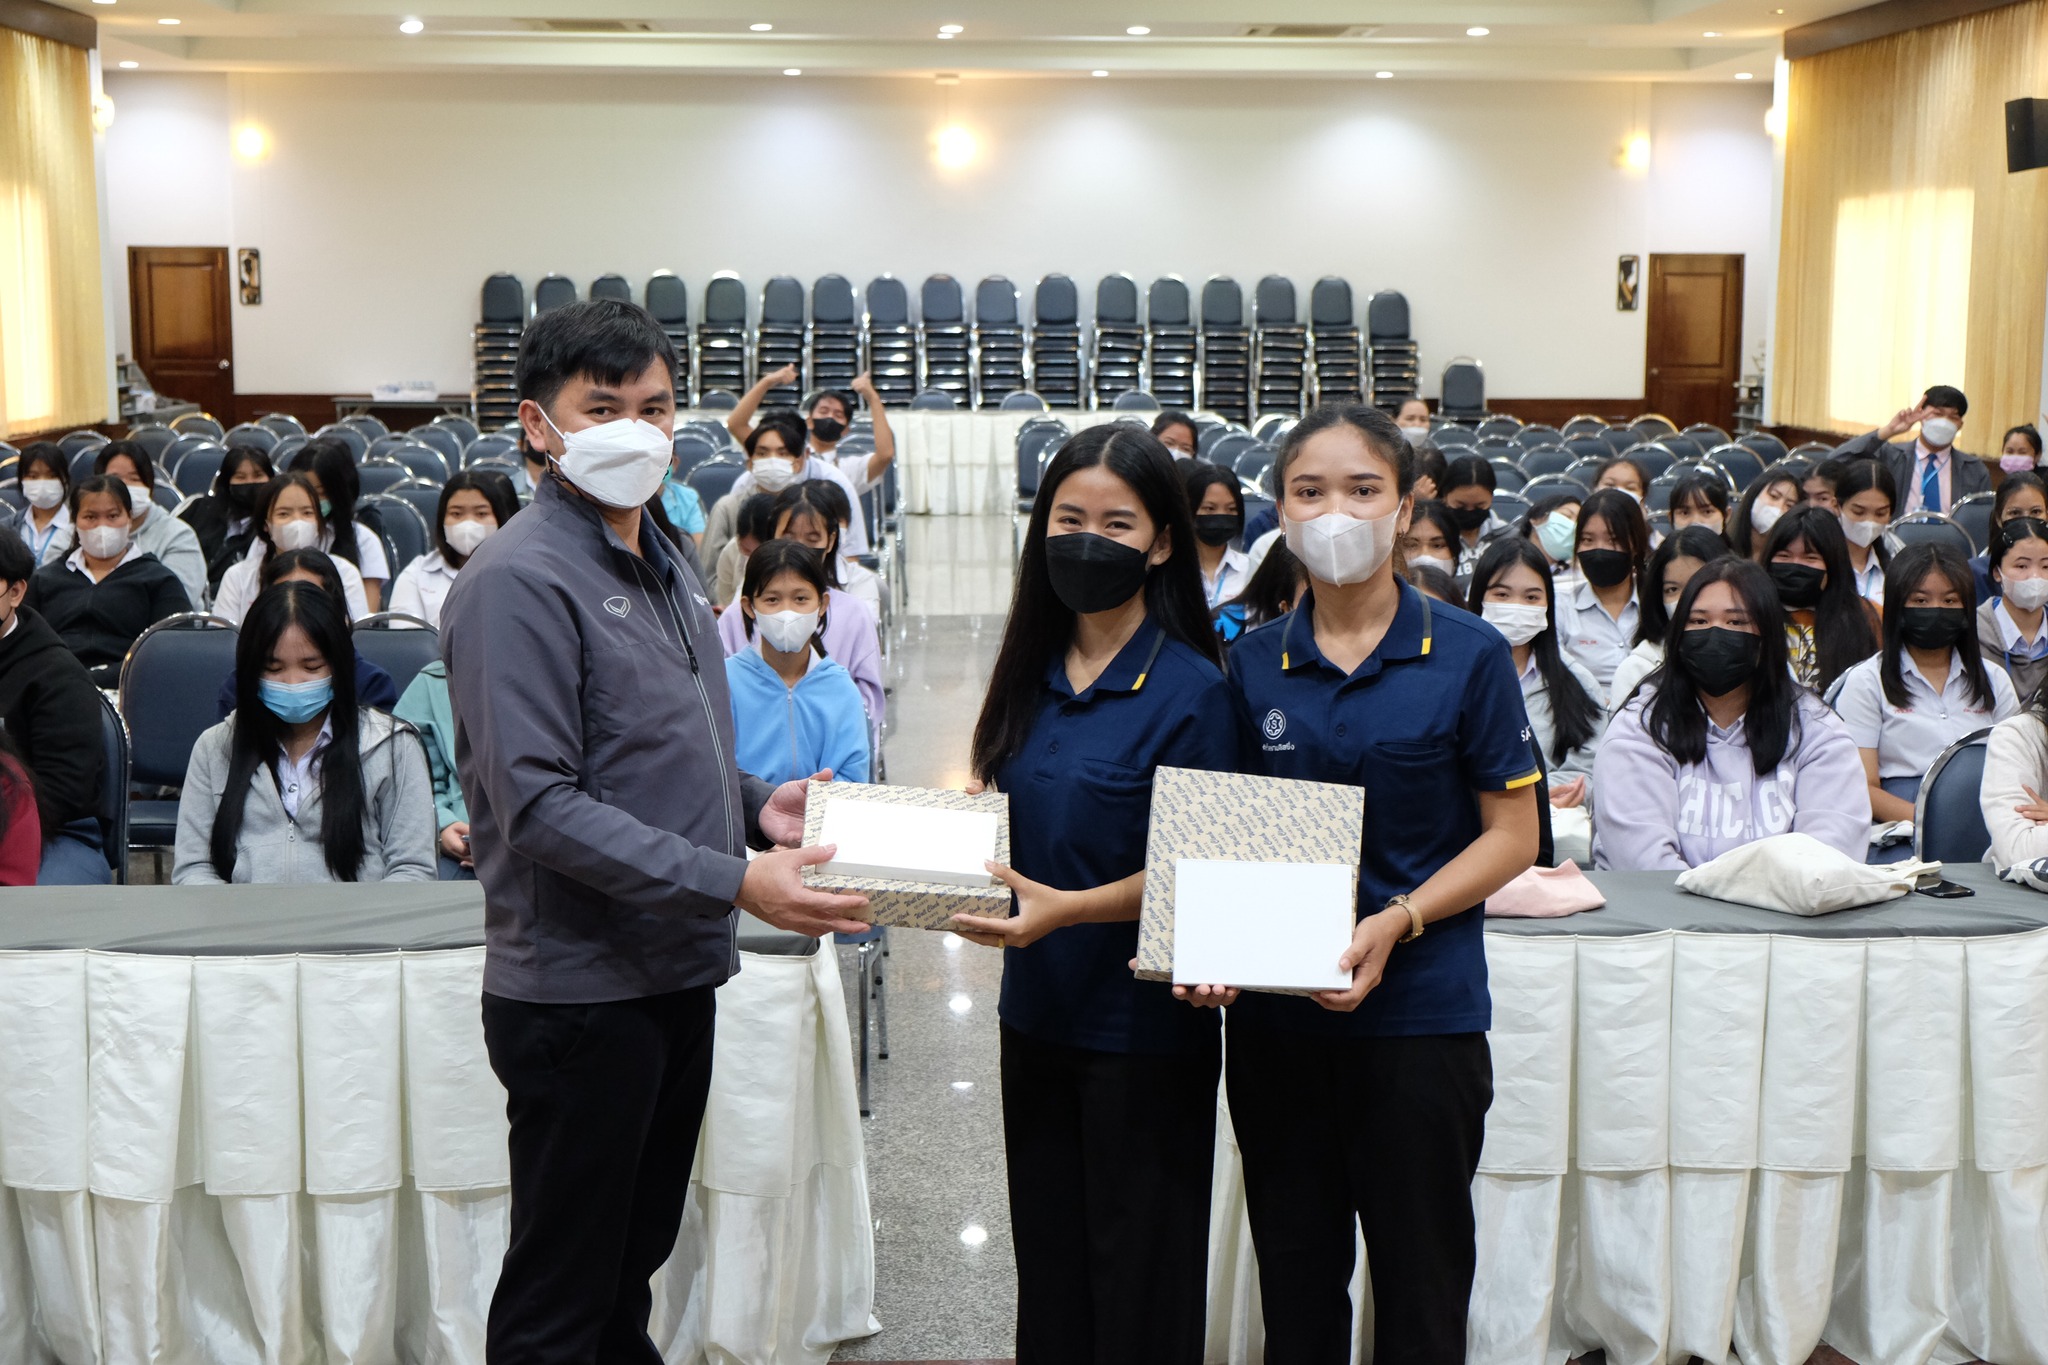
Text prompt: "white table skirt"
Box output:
[[1204, 927, 2048, 1365], [894, 409, 1159, 516], [0, 944, 875, 1365]]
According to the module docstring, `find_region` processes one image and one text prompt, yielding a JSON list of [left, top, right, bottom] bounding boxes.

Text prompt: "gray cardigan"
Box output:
[[171, 706, 437, 884]]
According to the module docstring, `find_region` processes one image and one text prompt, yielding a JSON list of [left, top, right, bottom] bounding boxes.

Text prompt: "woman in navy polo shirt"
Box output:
[[1212, 403, 1541, 1364], [952, 422, 1237, 1365]]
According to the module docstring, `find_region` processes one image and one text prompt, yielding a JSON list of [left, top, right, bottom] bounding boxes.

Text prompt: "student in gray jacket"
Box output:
[[172, 581, 434, 884], [440, 299, 867, 1364]]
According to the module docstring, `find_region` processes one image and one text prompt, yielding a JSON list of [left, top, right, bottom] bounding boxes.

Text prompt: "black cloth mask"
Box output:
[[1768, 561, 1825, 609], [810, 416, 847, 443], [1899, 606, 1971, 651], [224, 483, 260, 515], [1578, 548, 1634, 589], [1447, 504, 1492, 532], [1194, 513, 1242, 547], [1044, 532, 1152, 615], [1678, 626, 1762, 697]]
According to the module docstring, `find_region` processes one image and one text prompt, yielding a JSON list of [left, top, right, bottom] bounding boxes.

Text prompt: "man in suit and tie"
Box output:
[[1831, 384, 1989, 516]]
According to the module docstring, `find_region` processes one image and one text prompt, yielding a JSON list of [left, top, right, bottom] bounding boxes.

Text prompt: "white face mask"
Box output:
[[751, 456, 798, 492], [21, 479, 63, 511], [542, 409, 673, 510], [2005, 576, 2048, 612], [1400, 425, 1429, 446], [1283, 508, 1400, 587], [1407, 553, 1455, 577], [445, 518, 493, 558], [125, 483, 153, 516], [272, 516, 320, 552], [1920, 416, 1960, 449], [1840, 515, 1885, 549], [1750, 501, 1784, 536], [81, 524, 130, 560], [1481, 601, 1550, 647], [756, 608, 819, 653]]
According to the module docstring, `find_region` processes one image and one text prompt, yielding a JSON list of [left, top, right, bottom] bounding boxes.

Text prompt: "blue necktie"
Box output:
[[1921, 455, 1941, 514]]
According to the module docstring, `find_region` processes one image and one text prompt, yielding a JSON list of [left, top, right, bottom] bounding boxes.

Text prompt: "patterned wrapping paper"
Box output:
[[800, 781, 1013, 929], [1135, 766, 1366, 993]]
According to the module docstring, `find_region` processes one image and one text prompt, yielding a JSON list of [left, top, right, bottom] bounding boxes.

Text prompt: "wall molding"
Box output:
[[1784, 0, 2023, 60]]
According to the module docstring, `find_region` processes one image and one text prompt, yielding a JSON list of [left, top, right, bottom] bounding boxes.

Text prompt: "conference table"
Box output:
[[0, 885, 875, 1365]]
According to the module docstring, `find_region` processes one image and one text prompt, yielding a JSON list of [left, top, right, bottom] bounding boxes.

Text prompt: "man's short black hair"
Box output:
[[516, 299, 678, 414], [0, 529, 33, 588], [1923, 384, 1968, 416], [805, 389, 855, 420]]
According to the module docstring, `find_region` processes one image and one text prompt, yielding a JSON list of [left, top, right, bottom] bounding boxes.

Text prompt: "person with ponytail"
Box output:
[[1759, 504, 1880, 692], [213, 472, 371, 625], [722, 539, 870, 787], [172, 581, 434, 884], [1728, 464, 1805, 559]]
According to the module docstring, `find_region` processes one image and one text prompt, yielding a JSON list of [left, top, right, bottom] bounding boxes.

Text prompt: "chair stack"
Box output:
[[1309, 276, 1363, 406], [473, 273, 525, 429], [1030, 274, 1085, 409], [1199, 277, 1252, 423], [756, 277, 807, 407], [588, 274, 632, 303], [534, 274, 577, 315], [1252, 275, 1307, 416], [696, 273, 750, 400], [1145, 277, 1198, 410], [643, 273, 692, 401], [810, 275, 863, 398], [973, 276, 1027, 407], [1366, 289, 1419, 409], [1440, 358, 1487, 421], [864, 276, 919, 407], [1091, 274, 1146, 406], [919, 275, 972, 406]]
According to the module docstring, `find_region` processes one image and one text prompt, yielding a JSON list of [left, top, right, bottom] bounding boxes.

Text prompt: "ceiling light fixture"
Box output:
[[157, 16, 179, 24], [1092, 69, 1108, 76], [1375, 70, 1393, 78], [1703, 30, 1720, 37], [92, 94, 116, 131], [935, 125, 978, 168], [118, 59, 139, 67], [92, 0, 115, 6], [750, 22, 773, 30], [1466, 26, 1489, 36], [399, 18, 423, 34], [1622, 134, 1650, 170], [1734, 71, 1753, 79], [939, 23, 963, 34], [937, 31, 953, 39], [1126, 25, 1150, 35], [234, 124, 268, 159], [783, 67, 801, 75], [1764, 104, 1786, 137]]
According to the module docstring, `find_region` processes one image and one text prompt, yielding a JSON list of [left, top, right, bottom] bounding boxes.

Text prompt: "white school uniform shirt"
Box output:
[[730, 457, 870, 555], [837, 556, 882, 616], [1520, 651, 1604, 784], [213, 542, 370, 626], [1827, 650, 2019, 780], [1992, 598, 2048, 661], [64, 540, 144, 580], [324, 524, 389, 584], [820, 444, 880, 495], [1559, 580, 1639, 695], [276, 717, 335, 821], [1847, 549, 1886, 605], [17, 504, 71, 566], [1203, 547, 1251, 610], [386, 551, 459, 629]]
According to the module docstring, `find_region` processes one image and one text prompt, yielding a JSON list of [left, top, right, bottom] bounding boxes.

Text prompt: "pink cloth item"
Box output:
[[1485, 861, 1606, 918]]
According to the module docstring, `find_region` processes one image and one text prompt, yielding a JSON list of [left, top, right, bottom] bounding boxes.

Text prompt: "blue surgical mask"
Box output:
[[259, 676, 333, 724], [318, 498, 333, 518]]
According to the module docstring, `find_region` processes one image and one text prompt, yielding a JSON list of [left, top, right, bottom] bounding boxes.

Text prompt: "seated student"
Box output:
[[722, 408, 870, 556], [723, 540, 872, 787], [1221, 540, 1304, 637], [2001, 424, 2044, 475], [1982, 676, 2048, 874], [729, 365, 897, 490], [1593, 558, 1870, 868], [182, 447, 277, 592], [1410, 443, 1448, 501], [1399, 500, 1463, 582], [1405, 560, 1464, 606], [1593, 456, 1649, 503], [1969, 471, 2048, 603], [1829, 544, 2017, 852], [1832, 458, 1898, 605], [657, 450, 707, 548], [23, 475, 192, 687], [1469, 538, 1604, 813], [289, 439, 389, 612], [387, 471, 519, 629], [1729, 465, 1805, 559], [0, 533, 109, 885], [702, 411, 808, 570], [1440, 455, 1509, 573], [1802, 457, 1847, 511], [714, 492, 778, 609], [215, 549, 399, 719], [1523, 492, 1584, 591], [783, 477, 883, 615], [95, 441, 209, 608], [1667, 471, 1730, 536], [0, 732, 38, 887], [173, 581, 434, 884], [1759, 505, 1880, 693], [1558, 487, 1650, 697], [393, 656, 471, 880], [1976, 517, 2048, 700], [12, 442, 74, 567], [1150, 410, 1199, 459], [213, 472, 371, 625], [1183, 461, 1250, 618], [1392, 396, 1433, 446], [1832, 384, 1989, 515], [1607, 525, 1732, 716]]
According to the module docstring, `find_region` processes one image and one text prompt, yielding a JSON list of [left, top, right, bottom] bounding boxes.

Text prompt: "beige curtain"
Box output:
[[0, 27, 108, 439], [1773, 0, 2048, 441]]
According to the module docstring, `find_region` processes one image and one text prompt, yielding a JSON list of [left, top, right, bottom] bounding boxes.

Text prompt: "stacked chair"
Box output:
[[1366, 289, 1420, 410], [1199, 277, 1252, 423], [533, 274, 577, 315], [1091, 274, 1146, 406], [1252, 274, 1308, 416], [1145, 277, 1198, 410], [589, 274, 632, 303], [919, 275, 972, 406], [755, 277, 807, 407], [973, 276, 1027, 407], [810, 275, 863, 397], [473, 273, 524, 429], [1440, 358, 1488, 420], [864, 276, 919, 407], [696, 273, 750, 400], [1309, 276, 1363, 406], [1029, 274, 1085, 409], [643, 272, 692, 400]]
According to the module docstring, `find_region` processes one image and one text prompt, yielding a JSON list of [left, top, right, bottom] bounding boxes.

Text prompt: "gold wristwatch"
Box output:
[[1386, 894, 1424, 943]]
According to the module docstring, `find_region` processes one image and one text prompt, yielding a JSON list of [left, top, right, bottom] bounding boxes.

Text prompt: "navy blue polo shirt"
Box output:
[[1226, 583, 1540, 1038], [995, 620, 1240, 1056]]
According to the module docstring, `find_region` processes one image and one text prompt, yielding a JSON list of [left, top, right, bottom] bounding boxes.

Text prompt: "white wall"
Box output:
[[101, 69, 1775, 402]]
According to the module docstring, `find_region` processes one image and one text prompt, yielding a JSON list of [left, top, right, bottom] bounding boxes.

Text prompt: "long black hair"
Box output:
[[210, 582, 366, 881], [1991, 517, 2048, 600], [769, 482, 848, 587], [433, 470, 521, 570], [1271, 402, 1417, 497], [213, 446, 276, 501], [971, 422, 1214, 782], [1635, 524, 1733, 647], [1401, 500, 1462, 574], [254, 471, 328, 557], [1668, 472, 1730, 529], [94, 440, 159, 493], [1993, 470, 2048, 524], [288, 438, 366, 568], [1646, 558, 1801, 774], [1880, 543, 1994, 710], [1574, 487, 1650, 581], [1228, 543, 1304, 631], [17, 442, 71, 502], [1759, 504, 1878, 691], [1833, 457, 1897, 577], [259, 546, 346, 601], [1468, 536, 1600, 766], [1181, 460, 1244, 522], [739, 538, 832, 654], [1729, 464, 1804, 558]]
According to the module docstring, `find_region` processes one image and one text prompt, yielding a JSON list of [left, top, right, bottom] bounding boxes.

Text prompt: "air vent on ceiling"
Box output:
[[526, 18, 659, 33], [1242, 24, 1378, 39]]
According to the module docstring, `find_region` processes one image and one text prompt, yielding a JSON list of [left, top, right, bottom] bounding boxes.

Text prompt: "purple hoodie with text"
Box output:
[[1591, 686, 1871, 870]]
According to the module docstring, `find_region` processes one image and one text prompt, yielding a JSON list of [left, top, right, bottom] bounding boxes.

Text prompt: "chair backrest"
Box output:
[[1683, 422, 1731, 447], [1096, 273, 1141, 326], [671, 433, 719, 477], [998, 390, 1046, 411], [1148, 277, 1191, 328], [686, 458, 745, 504], [480, 273, 525, 324], [1563, 434, 1610, 464], [1432, 425, 1478, 450], [1623, 442, 1677, 481], [1441, 359, 1485, 412], [223, 423, 277, 454], [761, 276, 805, 325], [702, 273, 748, 326], [361, 491, 431, 572], [95, 692, 130, 880], [1201, 276, 1244, 329], [1517, 424, 1564, 448], [1890, 512, 1975, 561], [866, 275, 910, 327], [1476, 417, 1522, 441], [172, 444, 227, 497], [1564, 456, 1609, 488], [1630, 415, 1678, 440], [534, 274, 577, 315], [1704, 442, 1764, 490], [920, 274, 965, 326], [644, 271, 689, 326], [697, 389, 739, 411], [432, 414, 478, 449], [1035, 273, 1078, 327], [813, 274, 857, 326], [171, 414, 224, 439], [1521, 473, 1591, 502], [312, 423, 368, 461], [356, 459, 410, 496], [678, 419, 737, 450], [349, 614, 440, 695], [1741, 431, 1790, 464], [1110, 390, 1160, 412], [340, 413, 388, 442], [119, 613, 239, 789], [59, 429, 109, 459], [1310, 276, 1354, 328], [1254, 275, 1297, 327], [1952, 492, 1996, 553], [589, 273, 632, 303], [257, 412, 306, 439], [463, 434, 518, 467], [910, 388, 960, 410], [1366, 290, 1410, 340], [1489, 459, 1527, 493], [975, 276, 1020, 326], [1017, 423, 1071, 473], [1915, 730, 1993, 863], [129, 425, 179, 461], [389, 480, 444, 533], [1492, 491, 1531, 524], [389, 444, 447, 485], [271, 434, 308, 465]]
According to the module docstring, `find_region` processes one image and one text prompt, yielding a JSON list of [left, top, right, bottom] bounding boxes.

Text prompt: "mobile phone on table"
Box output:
[[1915, 878, 1975, 899]]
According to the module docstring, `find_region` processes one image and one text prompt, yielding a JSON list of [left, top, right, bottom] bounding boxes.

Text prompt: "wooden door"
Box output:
[[1644, 254, 1743, 432], [129, 247, 235, 421]]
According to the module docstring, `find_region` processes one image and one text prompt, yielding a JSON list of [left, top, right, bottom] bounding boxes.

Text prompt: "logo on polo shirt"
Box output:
[[604, 596, 631, 618], [1262, 709, 1286, 740]]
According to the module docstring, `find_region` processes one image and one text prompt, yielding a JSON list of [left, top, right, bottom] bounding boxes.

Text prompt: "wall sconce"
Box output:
[[234, 123, 270, 160], [91, 93, 116, 132], [1620, 134, 1651, 171], [935, 124, 978, 168]]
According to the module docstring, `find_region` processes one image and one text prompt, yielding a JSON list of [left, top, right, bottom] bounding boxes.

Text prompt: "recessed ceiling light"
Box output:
[[960, 1224, 989, 1247], [939, 24, 963, 34], [948, 993, 973, 1013], [1092, 69, 1108, 76], [92, 0, 116, 6], [936, 31, 953, 38], [749, 22, 773, 30], [1375, 70, 1393, 78], [157, 16, 179, 24], [399, 18, 423, 34], [1703, 30, 1721, 37], [1466, 26, 1489, 36], [118, 59, 139, 67], [1126, 25, 1150, 35], [783, 67, 801, 75], [1734, 71, 1753, 79]]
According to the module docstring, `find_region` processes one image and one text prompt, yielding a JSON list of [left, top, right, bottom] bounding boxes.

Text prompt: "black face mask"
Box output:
[[1044, 532, 1152, 615], [224, 483, 260, 515], [1768, 561, 1825, 609], [810, 416, 847, 443], [1678, 626, 1762, 697], [1447, 504, 1491, 532], [1900, 606, 1971, 650], [1194, 513, 1242, 547], [1579, 548, 1634, 589]]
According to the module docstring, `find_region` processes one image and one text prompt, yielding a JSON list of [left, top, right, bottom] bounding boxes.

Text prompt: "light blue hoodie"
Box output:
[[724, 646, 872, 787]]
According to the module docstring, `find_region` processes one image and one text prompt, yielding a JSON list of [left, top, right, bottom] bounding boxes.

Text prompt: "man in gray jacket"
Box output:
[[441, 299, 868, 1364], [1830, 383, 1988, 515]]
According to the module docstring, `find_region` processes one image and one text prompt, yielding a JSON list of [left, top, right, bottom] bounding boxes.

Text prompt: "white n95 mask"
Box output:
[[1750, 501, 1784, 536], [81, 524, 130, 559], [1283, 509, 1399, 587], [1481, 601, 1550, 646], [751, 457, 798, 493], [543, 410, 672, 510], [1840, 516, 1885, 549], [2005, 576, 2048, 612], [21, 479, 62, 510], [445, 519, 493, 557], [273, 517, 319, 552], [757, 609, 819, 653], [126, 483, 154, 515], [1920, 416, 1960, 449]]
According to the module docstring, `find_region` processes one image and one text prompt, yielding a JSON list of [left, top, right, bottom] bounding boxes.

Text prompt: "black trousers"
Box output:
[[1000, 1023, 1220, 1365], [481, 986, 717, 1365], [1225, 1027, 1493, 1365]]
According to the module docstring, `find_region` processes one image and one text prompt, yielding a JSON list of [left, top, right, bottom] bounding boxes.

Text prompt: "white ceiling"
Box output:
[[73, 0, 1868, 80]]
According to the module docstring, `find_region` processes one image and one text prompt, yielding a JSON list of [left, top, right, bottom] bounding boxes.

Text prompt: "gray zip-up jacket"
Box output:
[[171, 707, 437, 884], [441, 476, 775, 1004]]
